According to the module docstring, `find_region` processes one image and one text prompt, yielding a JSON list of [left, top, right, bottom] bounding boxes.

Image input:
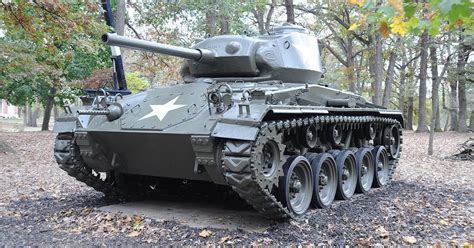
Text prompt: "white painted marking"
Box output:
[[138, 96, 185, 121]]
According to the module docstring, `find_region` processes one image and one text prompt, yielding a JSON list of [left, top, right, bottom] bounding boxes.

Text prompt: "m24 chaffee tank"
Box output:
[[53, 24, 403, 219]]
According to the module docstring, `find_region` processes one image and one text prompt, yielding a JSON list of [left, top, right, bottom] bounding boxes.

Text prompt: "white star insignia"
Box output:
[[138, 96, 186, 121]]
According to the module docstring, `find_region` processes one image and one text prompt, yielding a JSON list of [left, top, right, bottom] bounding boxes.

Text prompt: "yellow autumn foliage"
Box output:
[[390, 16, 409, 36], [348, 0, 365, 7], [348, 14, 368, 31], [348, 22, 359, 31]]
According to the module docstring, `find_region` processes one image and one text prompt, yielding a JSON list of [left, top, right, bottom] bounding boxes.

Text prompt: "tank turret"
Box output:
[[102, 24, 322, 84]]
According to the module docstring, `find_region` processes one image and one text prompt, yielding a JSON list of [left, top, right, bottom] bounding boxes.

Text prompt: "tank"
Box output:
[[53, 24, 403, 219]]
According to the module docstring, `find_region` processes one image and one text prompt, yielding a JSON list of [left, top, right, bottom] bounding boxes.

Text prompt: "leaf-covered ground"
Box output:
[[0, 131, 472, 246]]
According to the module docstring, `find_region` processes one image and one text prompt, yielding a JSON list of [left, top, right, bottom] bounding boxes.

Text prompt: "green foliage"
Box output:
[[126, 72, 150, 94], [0, 1, 109, 107], [131, 0, 261, 45], [65, 46, 110, 81]]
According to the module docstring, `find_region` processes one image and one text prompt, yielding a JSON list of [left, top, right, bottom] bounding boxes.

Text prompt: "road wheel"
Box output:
[[384, 124, 401, 159], [278, 156, 313, 215], [355, 148, 374, 194], [334, 150, 357, 200], [372, 146, 390, 187], [307, 153, 337, 208]]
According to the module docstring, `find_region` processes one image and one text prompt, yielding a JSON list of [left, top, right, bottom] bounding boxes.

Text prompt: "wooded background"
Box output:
[[0, 0, 472, 133]]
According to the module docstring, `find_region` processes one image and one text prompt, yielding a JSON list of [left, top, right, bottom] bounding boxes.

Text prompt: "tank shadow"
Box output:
[[102, 180, 274, 232], [100, 198, 273, 233]]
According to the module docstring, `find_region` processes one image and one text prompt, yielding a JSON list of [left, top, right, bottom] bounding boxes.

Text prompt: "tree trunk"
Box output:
[[284, 0, 295, 24], [26, 105, 33, 126], [435, 107, 442, 131], [23, 105, 27, 125], [253, 0, 276, 34], [371, 32, 383, 105], [356, 53, 365, 94], [444, 113, 450, 131], [383, 49, 397, 107], [346, 38, 356, 92], [469, 110, 474, 131], [406, 96, 414, 131], [32, 107, 39, 127], [53, 105, 58, 119], [25, 105, 38, 127], [220, 19, 230, 34], [115, 0, 126, 36], [205, 5, 217, 35], [429, 45, 440, 131], [253, 9, 265, 34], [398, 67, 406, 114], [457, 35, 468, 132], [41, 87, 56, 131], [416, 31, 429, 132], [449, 81, 458, 131], [265, 0, 276, 31], [428, 44, 451, 155]]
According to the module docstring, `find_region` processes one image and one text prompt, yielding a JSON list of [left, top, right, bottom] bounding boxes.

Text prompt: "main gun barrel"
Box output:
[[102, 33, 214, 62]]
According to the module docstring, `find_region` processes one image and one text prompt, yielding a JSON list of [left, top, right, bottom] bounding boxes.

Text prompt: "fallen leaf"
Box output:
[[199, 229, 213, 238], [439, 219, 449, 225], [403, 236, 417, 244], [376, 226, 390, 238], [356, 238, 369, 247], [219, 235, 232, 243], [127, 231, 141, 237]]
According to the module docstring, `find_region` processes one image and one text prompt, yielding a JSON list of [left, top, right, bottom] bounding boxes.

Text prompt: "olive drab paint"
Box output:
[[53, 24, 403, 218]]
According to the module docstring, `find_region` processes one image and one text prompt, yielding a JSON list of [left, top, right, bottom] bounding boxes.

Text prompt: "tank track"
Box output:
[[53, 133, 130, 200], [222, 115, 402, 219]]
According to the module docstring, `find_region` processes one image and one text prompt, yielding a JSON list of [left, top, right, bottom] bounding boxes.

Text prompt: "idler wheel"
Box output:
[[261, 140, 280, 180], [372, 146, 390, 187], [334, 150, 358, 200], [278, 156, 313, 215], [327, 124, 343, 146], [383, 124, 401, 159], [306, 153, 337, 208], [355, 148, 375, 194]]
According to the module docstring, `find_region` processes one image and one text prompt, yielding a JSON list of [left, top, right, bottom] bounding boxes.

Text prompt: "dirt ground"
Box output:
[[0, 130, 472, 246]]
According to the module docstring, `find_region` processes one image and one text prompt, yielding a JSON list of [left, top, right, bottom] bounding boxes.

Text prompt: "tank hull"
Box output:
[[86, 131, 210, 181]]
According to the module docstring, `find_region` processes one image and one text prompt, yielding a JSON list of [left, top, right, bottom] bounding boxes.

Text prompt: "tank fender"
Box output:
[[211, 122, 259, 141], [53, 116, 78, 133]]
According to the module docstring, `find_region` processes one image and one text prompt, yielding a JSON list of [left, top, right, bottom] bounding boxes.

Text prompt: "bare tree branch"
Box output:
[[322, 41, 349, 67]]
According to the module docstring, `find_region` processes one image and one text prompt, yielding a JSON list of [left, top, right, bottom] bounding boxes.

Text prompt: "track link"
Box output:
[[222, 115, 402, 219]]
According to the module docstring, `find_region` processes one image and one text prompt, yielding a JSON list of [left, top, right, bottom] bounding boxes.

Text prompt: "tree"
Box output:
[[115, 0, 126, 36], [125, 72, 150, 94], [284, 0, 295, 24], [428, 48, 452, 155], [0, 1, 107, 130], [416, 31, 429, 132], [382, 40, 398, 107], [456, 32, 469, 132], [250, 0, 276, 34]]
